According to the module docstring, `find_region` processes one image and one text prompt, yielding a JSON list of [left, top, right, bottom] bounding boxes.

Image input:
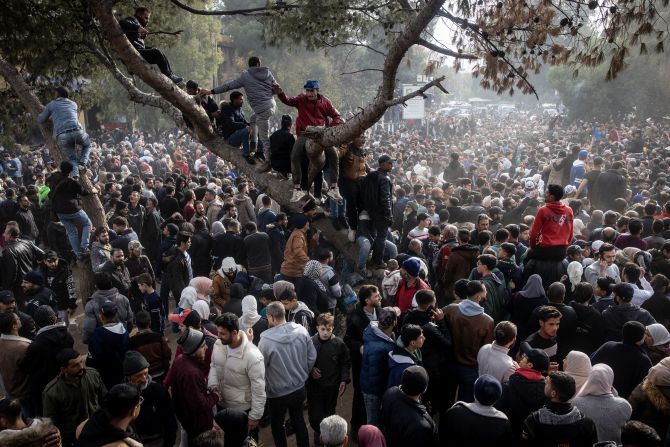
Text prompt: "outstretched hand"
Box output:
[[272, 84, 283, 95]]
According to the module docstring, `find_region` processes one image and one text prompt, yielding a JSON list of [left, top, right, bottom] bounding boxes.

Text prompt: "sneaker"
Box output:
[[314, 197, 321, 206], [169, 75, 184, 84], [348, 229, 356, 242], [255, 160, 271, 172], [327, 186, 343, 201], [290, 189, 304, 202]]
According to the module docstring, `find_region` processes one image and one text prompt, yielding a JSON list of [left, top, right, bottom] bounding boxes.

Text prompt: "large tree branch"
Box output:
[[168, 0, 393, 16], [89, 0, 214, 142], [385, 75, 448, 106], [417, 38, 478, 60]]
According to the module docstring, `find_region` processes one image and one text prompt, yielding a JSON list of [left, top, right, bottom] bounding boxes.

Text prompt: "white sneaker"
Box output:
[[290, 189, 304, 202], [327, 186, 343, 201], [314, 197, 321, 206], [348, 229, 356, 242]]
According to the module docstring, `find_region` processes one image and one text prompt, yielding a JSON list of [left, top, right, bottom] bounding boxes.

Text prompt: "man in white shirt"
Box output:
[[585, 243, 621, 287], [477, 321, 519, 384]]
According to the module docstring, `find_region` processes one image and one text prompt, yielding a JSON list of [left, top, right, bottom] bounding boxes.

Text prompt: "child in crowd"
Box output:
[[137, 273, 164, 334]]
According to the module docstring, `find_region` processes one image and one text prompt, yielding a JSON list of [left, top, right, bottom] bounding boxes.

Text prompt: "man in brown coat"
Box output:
[[442, 228, 480, 301], [445, 279, 494, 402], [280, 214, 311, 283], [0, 311, 31, 400]]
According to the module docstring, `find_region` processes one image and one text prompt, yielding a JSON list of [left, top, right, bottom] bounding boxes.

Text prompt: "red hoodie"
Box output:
[[529, 201, 574, 248], [278, 92, 342, 135]]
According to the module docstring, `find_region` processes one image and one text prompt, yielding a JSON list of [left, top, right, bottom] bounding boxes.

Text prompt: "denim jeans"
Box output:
[[56, 129, 91, 177], [357, 237, 398, 270], [455, 364, 479, 402], [362, 393, 382, 427], [227, 127, 251, 158], [330, 197, 345, 218], [249, 106, 274, 158], [268, 387, 309, 447], [57, 210, 92, 257]]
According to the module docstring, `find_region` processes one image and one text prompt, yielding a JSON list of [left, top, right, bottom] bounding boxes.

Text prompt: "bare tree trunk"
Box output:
[[0, 56, 102, 303]]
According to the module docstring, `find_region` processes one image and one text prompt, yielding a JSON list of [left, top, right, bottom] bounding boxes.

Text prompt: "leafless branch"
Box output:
[[384, 76, 448, 107], [147, 29, 184, 36], [169, 0, 394, 16], [340, 68, 384, 75], [417, 38, 478, 59]]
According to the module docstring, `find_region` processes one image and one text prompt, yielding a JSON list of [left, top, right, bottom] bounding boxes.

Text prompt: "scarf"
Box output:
[[455, 401, 509, 420], [519, 274, 546, 298], [304, 260, 327, 292], [239, 295, 261, 331], [577, 364, 617, 397]]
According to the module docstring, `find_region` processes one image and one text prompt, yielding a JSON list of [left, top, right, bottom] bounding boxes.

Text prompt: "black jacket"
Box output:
[[308, 334, 351, 388], [41, 260, 76, 311], [21, 323, 74, 413], [99, 260, 132, 299], [212, 231, 245, 268], [522, 402, 597, 447], [641, 292, 670, 331], [270, 128, 295, 174], [369, 170, 393, 221], [296, 277, 331, 314], [442, 162, 466, 184], [47, 171, 89, 214], [592, 169, 627, 212], [591, 341, 652, 399], [345, 304, 380, 379], [119, 15, 146, 49], [569, 301, 606, 355], [132, 381, 178, 446], [440, 402, 513, 446], [15, 208, 39, 241], [381, 386, 438, 447], [76, 409, 141, 447], [25, 286, 56, 318], [527, 302, 577, 363], [0, 238, 44, 289], [496, 371, 548, 437], [219, 103, 249, 139], [243, 232, 271, 270], [188, 230, 212, 277], [267, 224, 286, 275], [602, 302, 656, 341], [165, 250, 191, 301], [158, 195, 180, 220]]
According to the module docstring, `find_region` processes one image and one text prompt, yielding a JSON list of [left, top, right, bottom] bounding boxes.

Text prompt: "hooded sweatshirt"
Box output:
[[387, 338, 422, 388], [570, 159, 587, 187], [258, 321, 317, 398], [212, 67, 277, 114], [529, 201, 574, 248], [286, 301, 315, 335], [82, 288, 133, 344]]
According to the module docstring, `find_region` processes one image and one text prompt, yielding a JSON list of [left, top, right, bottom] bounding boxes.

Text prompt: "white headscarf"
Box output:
[[567, 261, 584, 292], [178, 286, 198, 310], [577, 363, 617, 397], [647, 323, 670, 346], [239, 295, 261, 331], [564, 351, 592, 392]]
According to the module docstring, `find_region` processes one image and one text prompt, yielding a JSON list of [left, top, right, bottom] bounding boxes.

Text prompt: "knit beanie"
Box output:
[[401, 365, 429, 396], [23, 271, 43, 286], [177, 328, 206, 356], [622, 321, 647, 345], [292, 214, 309, 230], [33, 305, 56, 328], [402, 258, 421, 278], [123, 351, 150, 377], [474, 374, 503, 406]]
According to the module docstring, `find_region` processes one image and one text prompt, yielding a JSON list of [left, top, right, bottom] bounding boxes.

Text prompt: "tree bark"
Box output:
[[0, 56, 103, 303]]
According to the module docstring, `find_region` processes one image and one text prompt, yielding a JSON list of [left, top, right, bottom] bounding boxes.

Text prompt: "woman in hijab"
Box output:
[[565, 260, 584, 303], [571, 364, 631, 444], [357, 425, 387, 447], [509, 274, 547, 340], [563, 350, 592, 391], [645, 323, 670, 365], [629, 357, 670, 444], [211, 221, 225, 238], [296, 260, 331, 314], [239, 295, 267, 345], [178, 286, 198, 310]]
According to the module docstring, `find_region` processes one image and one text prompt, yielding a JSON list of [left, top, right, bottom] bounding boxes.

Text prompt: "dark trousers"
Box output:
[[268, 387, 309, 447], [350, 360, 367, 437], [307, 382, 339, 441], [524, 245, 568, 264], [248, 266, 273, 284], [370, 217, 389, 264], [340, 178, 362, 228], [137, 47, 172, 76], [301, 155, 323, 197]]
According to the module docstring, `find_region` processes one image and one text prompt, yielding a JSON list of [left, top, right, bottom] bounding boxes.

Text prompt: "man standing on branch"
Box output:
[[273, 80, 343, 203], [204, 56, 278, 173], [119, 7, 183, 84]]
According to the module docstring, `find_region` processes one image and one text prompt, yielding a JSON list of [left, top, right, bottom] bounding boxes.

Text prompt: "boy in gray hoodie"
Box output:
[[206, 56, 278, 172], [259, 302, 317, 447]]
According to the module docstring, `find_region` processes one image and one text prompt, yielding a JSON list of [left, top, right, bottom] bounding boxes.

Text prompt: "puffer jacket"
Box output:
[[387, 341, 421, 388], [629, 378, 670, 443], [0, 418, 61, 447], [339, 144, 369, 181], [207, 332, 266, 421], [280, 229, 309, 277], [360, 324, 396, 397], [82, 288, 133, 344]]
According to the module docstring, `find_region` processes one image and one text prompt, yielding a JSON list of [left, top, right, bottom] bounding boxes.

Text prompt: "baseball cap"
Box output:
[[520, 342, 550, 372], [0, 290, 15, 304], [44, 250, 58, 261], [591, 240, 604, 252], [378, 154, 396, 165], [303, 80, 320, 90], [169, 308, 193, 325]]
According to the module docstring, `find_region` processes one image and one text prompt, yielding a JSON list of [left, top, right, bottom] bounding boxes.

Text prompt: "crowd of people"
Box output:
[[2, 9, 670, 445]]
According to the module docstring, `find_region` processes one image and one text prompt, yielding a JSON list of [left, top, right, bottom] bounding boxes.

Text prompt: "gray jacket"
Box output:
[[82, 288, 133, 344], [212, 67, 277, 114], [258, 321, 316, 398]]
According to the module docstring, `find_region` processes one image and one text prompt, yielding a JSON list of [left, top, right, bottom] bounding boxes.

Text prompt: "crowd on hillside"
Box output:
[[3, 7, 670, 446]]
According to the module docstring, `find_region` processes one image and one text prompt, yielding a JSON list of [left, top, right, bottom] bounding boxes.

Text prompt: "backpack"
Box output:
[[359, 170, 380, 213]]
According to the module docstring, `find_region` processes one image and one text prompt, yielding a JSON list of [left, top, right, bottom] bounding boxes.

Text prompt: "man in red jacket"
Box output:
[[273, 80, 343, 203], [527, 184, 574, 262]]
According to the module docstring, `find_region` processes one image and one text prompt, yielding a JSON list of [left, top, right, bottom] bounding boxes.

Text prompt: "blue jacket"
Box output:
[[387, 342, 421, 389], [257, 207, 277, 233], [360, 324, 395, 397], [570, 160, 587, 188], [37, 98, 81, 137]]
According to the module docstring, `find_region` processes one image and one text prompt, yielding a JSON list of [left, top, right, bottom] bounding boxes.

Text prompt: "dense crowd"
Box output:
[[3, 6, 670, 447]]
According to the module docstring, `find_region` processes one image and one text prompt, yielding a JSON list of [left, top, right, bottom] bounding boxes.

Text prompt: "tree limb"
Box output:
[[417, 38, 478, 60], [385, 76, 448, 107], [340, 68, 384, 75], [168, 0, 393, 16]]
